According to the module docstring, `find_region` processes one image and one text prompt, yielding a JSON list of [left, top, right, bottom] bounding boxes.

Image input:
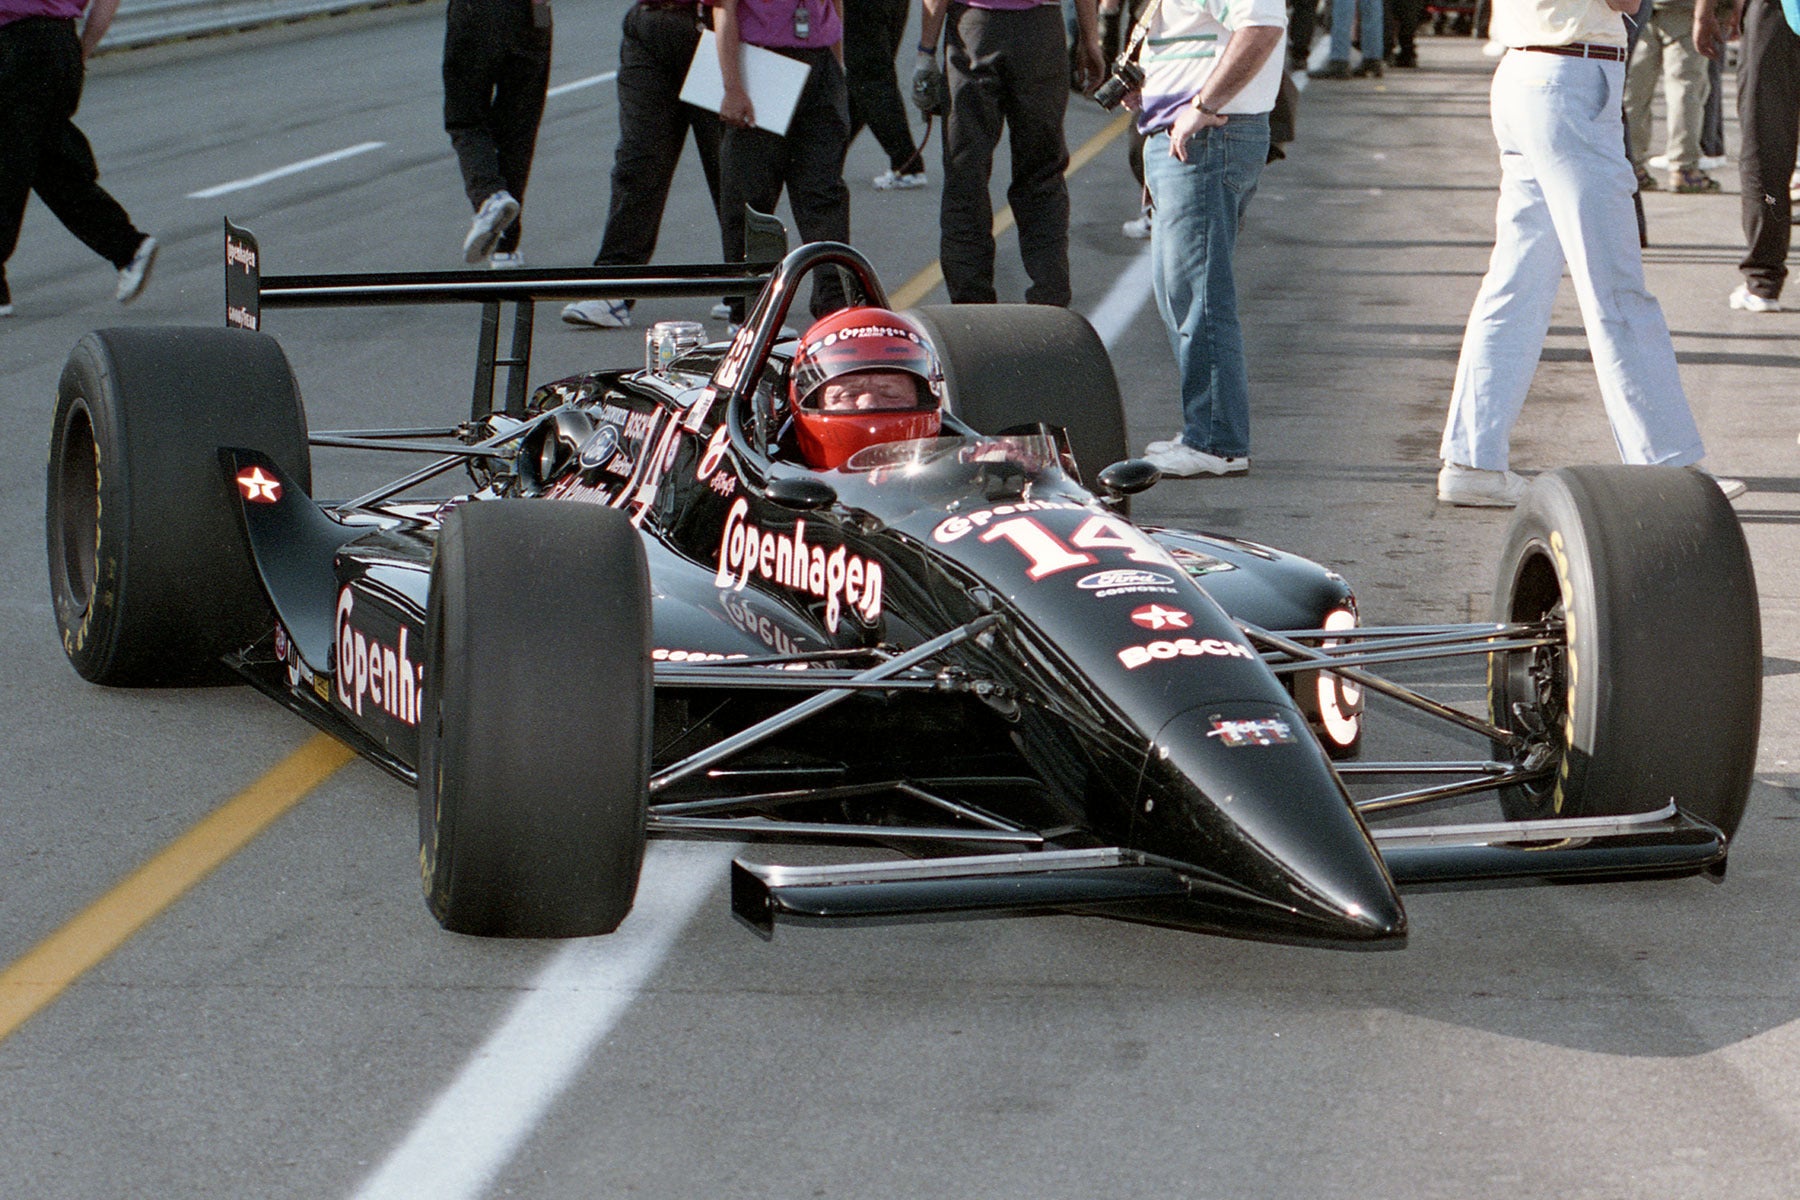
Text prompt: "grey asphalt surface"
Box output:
[[1, 9, 1798, 1197]]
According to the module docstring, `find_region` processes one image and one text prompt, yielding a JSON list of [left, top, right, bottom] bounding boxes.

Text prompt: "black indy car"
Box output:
[[45, 223, 1763, 948]]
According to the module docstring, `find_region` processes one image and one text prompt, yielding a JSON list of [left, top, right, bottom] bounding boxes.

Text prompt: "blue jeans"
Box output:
[[1440, 50, 1704, 470], [1144, 116, 1269, 459], [1329, 0, 1383, 62]]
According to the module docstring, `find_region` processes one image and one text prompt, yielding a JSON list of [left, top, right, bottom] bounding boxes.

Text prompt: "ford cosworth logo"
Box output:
[[1077, 569, 1177, 598], [715, 497, 883, 633]]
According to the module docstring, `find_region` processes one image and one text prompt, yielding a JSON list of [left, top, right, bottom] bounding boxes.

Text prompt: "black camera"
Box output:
[[1092, 57, 1144, 111]]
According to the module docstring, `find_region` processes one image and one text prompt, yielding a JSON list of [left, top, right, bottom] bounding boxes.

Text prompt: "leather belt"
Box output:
[[637, 0, 696, 10], [1517, 42, 1628, 62]]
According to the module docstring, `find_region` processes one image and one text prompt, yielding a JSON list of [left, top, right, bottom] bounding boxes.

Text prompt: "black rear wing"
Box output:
[[223, 218, 779, 420]]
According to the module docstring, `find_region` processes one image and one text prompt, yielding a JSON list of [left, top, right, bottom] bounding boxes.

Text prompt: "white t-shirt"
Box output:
[[1489, 0, 1626, 48], [1136, 0, 1287, 133]]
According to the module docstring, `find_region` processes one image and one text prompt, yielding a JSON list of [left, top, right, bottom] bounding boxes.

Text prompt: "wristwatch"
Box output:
[[1191, 95, 1220, 117]]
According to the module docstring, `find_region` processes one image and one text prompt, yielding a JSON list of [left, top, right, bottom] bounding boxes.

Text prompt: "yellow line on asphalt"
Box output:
[[0, 733, 355, 1043], [889, 110, 1134, 310]]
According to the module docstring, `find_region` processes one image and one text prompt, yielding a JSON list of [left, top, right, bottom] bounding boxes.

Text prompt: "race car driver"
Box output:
[[788, 307, 943, 468]]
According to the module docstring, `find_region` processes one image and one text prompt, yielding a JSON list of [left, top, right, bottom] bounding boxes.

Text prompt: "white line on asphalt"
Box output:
[[548, 70, 617, 99], [186, 142, 387, 200], [348, 841, 735, 1200], [1087, 247, 1156, 351]]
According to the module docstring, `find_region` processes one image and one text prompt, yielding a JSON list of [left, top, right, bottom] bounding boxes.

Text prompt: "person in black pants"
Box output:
[[1702, 0, 1800, 310], [712, 0, 853, 324], [0, 0, 157, 317], [562, 1, 724, 329], [846, 0, 927, 189], [443, 0, 552, 265]]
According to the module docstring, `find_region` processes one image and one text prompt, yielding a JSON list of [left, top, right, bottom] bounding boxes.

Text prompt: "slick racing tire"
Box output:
[[419, 501, 652, 938], [906, 304, 1129, 485], [46, 328, 311, 686], [1488, 466, 1759, 838]]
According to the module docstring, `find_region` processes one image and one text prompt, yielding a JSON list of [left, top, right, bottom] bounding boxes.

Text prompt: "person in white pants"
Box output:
[[1436, 0, 1742, 507]]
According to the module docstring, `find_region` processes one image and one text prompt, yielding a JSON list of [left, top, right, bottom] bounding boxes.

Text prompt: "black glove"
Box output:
[[912, 53, 948, 117]]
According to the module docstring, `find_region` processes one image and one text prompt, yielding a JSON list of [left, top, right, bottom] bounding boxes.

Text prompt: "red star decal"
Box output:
[[1130, 604, 1193, 631], [236, 466, 282, 503]]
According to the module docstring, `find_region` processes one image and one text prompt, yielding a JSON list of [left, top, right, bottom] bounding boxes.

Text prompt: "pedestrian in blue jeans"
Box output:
[[1309, 0, 1385, 76], [1131, 0, 1286, 478]]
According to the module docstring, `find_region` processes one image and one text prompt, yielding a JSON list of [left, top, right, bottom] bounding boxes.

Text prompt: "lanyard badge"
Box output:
[[793, 1, 810, 39]]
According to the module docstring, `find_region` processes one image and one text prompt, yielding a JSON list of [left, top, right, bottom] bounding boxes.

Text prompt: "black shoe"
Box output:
[[1308, 59, 1352, 79], [1352, 57, 1384, 77], [1393, 47, 1417, 68]]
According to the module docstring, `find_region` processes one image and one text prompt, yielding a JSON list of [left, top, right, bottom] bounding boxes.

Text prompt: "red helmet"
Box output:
[[788, 307, 942, 469]]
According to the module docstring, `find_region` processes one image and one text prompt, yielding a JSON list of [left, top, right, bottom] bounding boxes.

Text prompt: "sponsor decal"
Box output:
[[1078, 569, 1178, 599], [236, 466, 281, 503], [599, 403, 632, 427], [1170, 547, 1236, 577], [623, 411, 659, 442], [696, 426, 731, 482], [653, 648, 750, 662], [578, 424, 619, 469], [605, 451, 637, 479], [714, 497, 882, 633], [1118, 636, 1255, 670], [225, 305, 258, 331], [225, 239, 258, 273], [335, 587, 424, 726], [1208, 717, 1297, 748], [1130, 604, 1193, 631], [720, 591, 813, 658], [932, 500, 1090, 544]]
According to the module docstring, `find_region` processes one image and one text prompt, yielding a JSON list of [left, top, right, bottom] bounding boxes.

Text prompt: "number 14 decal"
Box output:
[[979, 515, 1165, 580]]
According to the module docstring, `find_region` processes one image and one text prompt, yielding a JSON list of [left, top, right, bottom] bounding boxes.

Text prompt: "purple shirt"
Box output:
[[958, 0, 1057, 9], [0, 0, 86, 23], [722, 0, 842, 48]]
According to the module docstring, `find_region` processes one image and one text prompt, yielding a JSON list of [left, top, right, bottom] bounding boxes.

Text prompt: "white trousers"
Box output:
[[1440, 49, 1705, 471]]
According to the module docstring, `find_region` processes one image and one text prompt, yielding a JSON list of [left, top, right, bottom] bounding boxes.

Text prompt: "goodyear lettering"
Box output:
[[1118, 637, 1255, 670], [932, 500, 1090, 544], [335, 587, 424, 726], [715, 496, 881, 632]]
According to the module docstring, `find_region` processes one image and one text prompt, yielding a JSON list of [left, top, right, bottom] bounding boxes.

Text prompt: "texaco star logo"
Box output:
[[1130, 604, 1193, 630], [236, 466, 282, 503]]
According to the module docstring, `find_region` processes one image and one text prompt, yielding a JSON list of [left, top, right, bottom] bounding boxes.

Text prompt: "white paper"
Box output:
[[679, 28, 813, 138]]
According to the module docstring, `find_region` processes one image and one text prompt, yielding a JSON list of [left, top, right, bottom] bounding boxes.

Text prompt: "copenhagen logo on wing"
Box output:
[[1077, 569, 1178, 599], [715, 497, 882, 633], [236, 466, 281, 503], [1130, 604, 1193, 630], [1117, 636, 1255, 670], [335, 587, 424, 727]]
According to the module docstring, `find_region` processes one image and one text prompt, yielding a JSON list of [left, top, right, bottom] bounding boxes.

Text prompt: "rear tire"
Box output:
[[45, 327, 310, 686], [419, 501, 653, 937], [906, 304, 1128, 485], [1488, 466, 1760, 838]]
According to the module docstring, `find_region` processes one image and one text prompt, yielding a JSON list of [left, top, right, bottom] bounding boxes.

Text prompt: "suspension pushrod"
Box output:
[[1352, 763, 1554, 814], [648, 615, 1002, 794], [1263, 637, 1553, 676]]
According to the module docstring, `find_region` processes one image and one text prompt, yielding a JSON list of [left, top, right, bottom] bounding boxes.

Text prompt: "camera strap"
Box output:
[[1117, 0, 1166, 67]]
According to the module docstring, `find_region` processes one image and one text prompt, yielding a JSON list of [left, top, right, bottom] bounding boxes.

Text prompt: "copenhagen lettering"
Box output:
[[226, 241, 258, 272], [932, 500, 1089, 544], [1117, 637, 1255, 670], [335, 588, 424, 725], [715, 497, 882, 633]]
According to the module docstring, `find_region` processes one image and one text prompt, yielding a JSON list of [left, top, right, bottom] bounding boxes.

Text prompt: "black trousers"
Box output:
[[0, 16, 145, 306], [719, 46, 851, 321], [941, 2, 1072, 305], [844, 0, 921, 173], [1737, 0, 1800, 300], [442, 0, 552, 254], [593, 3, 723, 281]]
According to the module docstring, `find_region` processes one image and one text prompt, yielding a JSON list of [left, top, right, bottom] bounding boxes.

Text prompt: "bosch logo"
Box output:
[[1118, 637, 1255, 670]]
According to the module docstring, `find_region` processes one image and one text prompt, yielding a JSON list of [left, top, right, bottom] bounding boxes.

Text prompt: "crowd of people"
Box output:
[[5, 0, 1796, 503]]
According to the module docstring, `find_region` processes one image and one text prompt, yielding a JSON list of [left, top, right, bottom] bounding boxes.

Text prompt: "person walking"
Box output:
[[443, 0, 552, 266], [1309, 0, 1384, 76], [1700, 0, 1800, 312], [1624, 0, 1721, 192], [913, 0, 1104, 306], [0, 0, 157, 318], [1133, 0, 1287, 478], [1437, 0, 1742, 507], [845, 0, 928, 189], [712, 0, 853, 324], [562, 0, 724, 330]]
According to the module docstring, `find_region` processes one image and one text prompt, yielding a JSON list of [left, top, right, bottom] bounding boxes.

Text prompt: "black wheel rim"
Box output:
[[1498, 543, 1569, 812], [53, 402, 100, 621]]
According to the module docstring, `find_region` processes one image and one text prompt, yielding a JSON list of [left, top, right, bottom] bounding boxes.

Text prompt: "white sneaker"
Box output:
[[1142, 435, 1183, 454], [0, 302, 13, 318], [1142, 443, 1249, 477], [873, 169, 928, 190], [562, 298, 631, 329], [712, 302, 732, 320], [1694, 468, 1747, 500], [1729, 284, 1781, 312], [463, 190, 520, 264], [1122, 207, 1153, 240], [489, 250, 525, 269], [1437, 462, 1527, 507], [116, 235, 157, 303], [1649, 154, 1727, 171]]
